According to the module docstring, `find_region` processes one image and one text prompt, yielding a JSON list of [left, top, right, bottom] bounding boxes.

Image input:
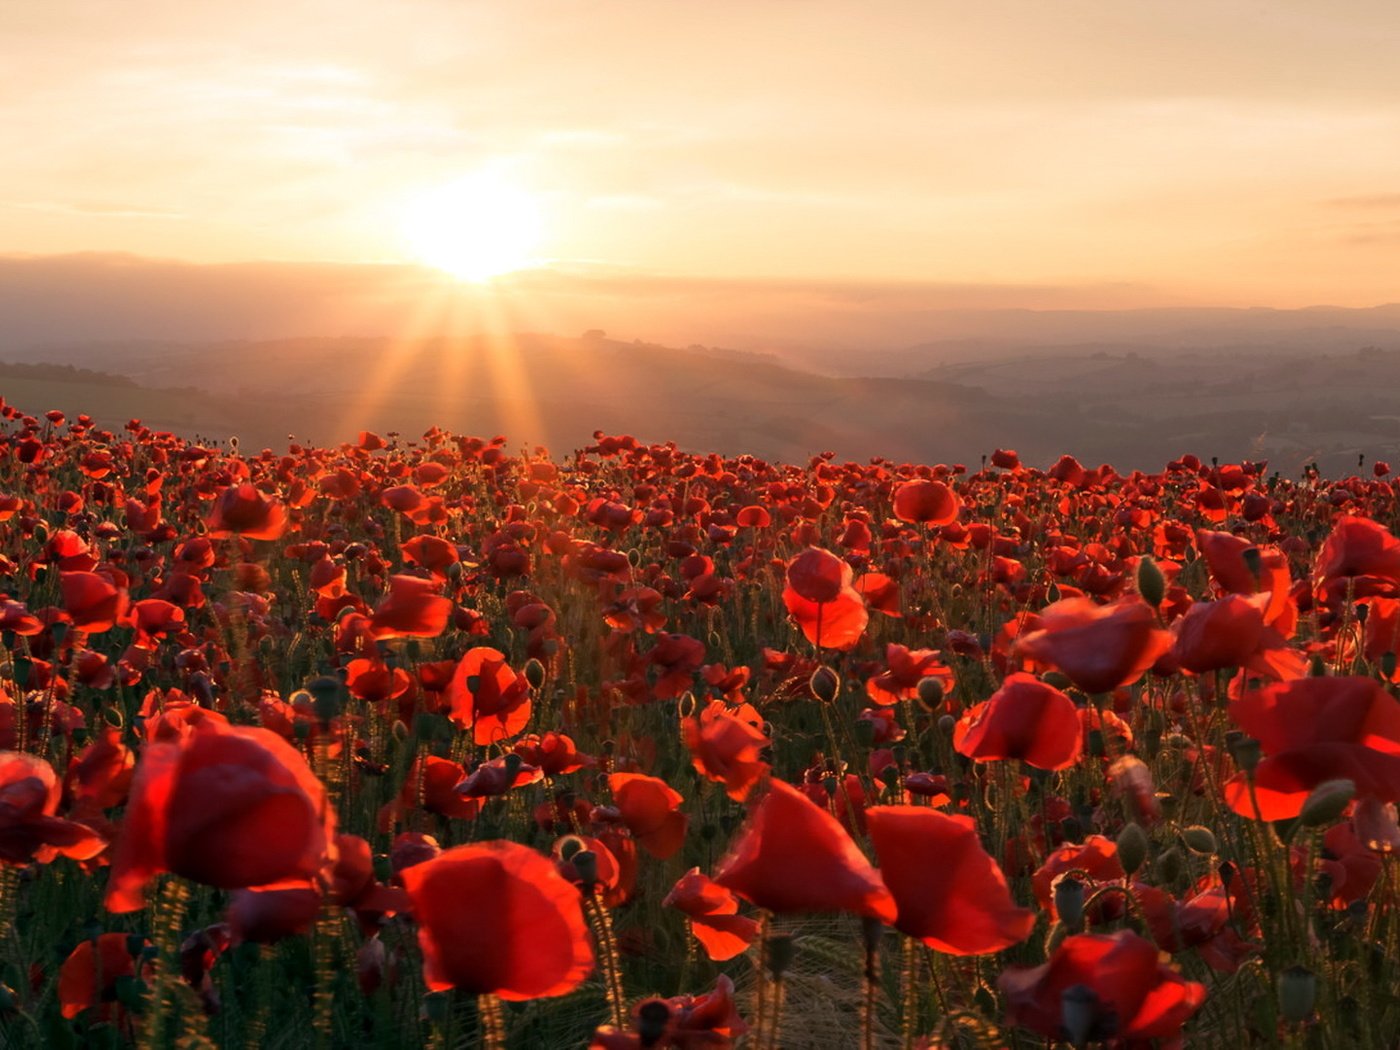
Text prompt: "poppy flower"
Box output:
[[400, 840, 593, 999], [998, 929, 1205, 1045], [206, 483, 287, 541], [714, 778, 896, 922], [1223, 675, 1400, 820], [866, 805, 1034, 955], [782, 548, 869, 651], [785, 547, 848, 603], [1195, 530, 1296, 634], [513, 732, 590, 777], [105, 719, 335, 912], [609, 772, 688, 859], [401, 534, 459, 579], [369, 575, 451, 639], [60, 570, 129, 633], [1015, 597, 1170, 694], [1031, 836, 1125, 916], [1171, 594, 1305, 680], [892, 478, 959, 526], [683, 700, 770, 802], [1314, 514, 1400, 603], [0, 751, 106, 865], [227, 881, 323, 943], [663, 868, 760, 961], [954, 673, 1082, 771], [59, 933, 152, 1020], [865, 644, 955, 705], [447, 647, 532, 746]]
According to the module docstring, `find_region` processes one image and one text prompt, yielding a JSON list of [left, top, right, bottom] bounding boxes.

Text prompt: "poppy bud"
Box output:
[[1277, 965, 1316, 1023], [1155, 846, 1184, 884], [637, 998, 671, 1044], [391, 720, 409, 742], [915, 676, 945, 712], [937, 714, 956, 735], [571, 849, 599, 888], [1136, 556, 1165, 607], [1308, 654, 1327, 677], [821, 775, 838, 797], [765, 932, 795, 978], [1041, 671, 1073, 691], [524, 658, 546, 691], [1116, 822, 1149, 877], [1385, 651, 1399, 680], [1053, 874, 1086, 929], [1181, 826, 1217, 855], [555, 835, 586, 862], [1241, 546, 1262, 583], [1060, 983, 1100, 1047], [1229, 736, 1262, 776], [1299, 779, 1355, 828], [809, 666, 840, 703]]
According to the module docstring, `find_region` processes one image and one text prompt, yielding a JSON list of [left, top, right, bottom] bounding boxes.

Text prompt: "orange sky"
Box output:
[[5, 1, 1400, 306]]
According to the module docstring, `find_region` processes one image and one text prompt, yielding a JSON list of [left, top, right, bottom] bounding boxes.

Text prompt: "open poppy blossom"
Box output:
[[866, 805, 1034, 955], [59, 933, 152, 1020], [400, 840, 593, 999], [1170, 594, 1306, 680], [999, 929, 1205, 1045], [0, 751, 106, 865], [369, 574, 452, 639], [105, 719, 335, 911], [954, 673, 1082, 771], [1314, 514, 1400, 603], [664, 868, 760, 961], [447, 647, 532, 745], [60, 570, 130, 634], [1015, 596, 1170, 694], [714, 778, 896, 922], [1223, 675, 1400, 820], [892, 478, 960, 526], [782, 548, 869, 651], [683, 700, 770, 802], [206, 483, 287, 541], [865, 644, 954, 705], [608, 772, 688, 859]]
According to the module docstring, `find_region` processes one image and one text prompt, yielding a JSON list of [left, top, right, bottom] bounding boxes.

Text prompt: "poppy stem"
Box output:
[[584, 890, 627, 1030], [478, 993, 506, 1050], [900, 934, 921, 1050]]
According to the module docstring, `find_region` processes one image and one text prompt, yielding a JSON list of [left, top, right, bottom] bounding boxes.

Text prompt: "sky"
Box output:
[[5, 1, 1400, 307]]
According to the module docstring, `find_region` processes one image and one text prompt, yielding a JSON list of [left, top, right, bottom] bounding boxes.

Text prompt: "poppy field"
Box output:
[[3, 404, 1400, 1050]]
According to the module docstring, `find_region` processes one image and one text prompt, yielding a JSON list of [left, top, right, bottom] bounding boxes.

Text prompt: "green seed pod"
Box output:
[[809, 666, 840, 703], [1155, 846, 1184, 884], [1299, 778, 1356, 828], [1116, 822, 1149, 877], [1136, 555, 1165, 607], [1181, 825, 1218, 855]]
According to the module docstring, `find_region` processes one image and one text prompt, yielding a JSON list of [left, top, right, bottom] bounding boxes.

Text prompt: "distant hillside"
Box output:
[[7, 333, 1400, 475]]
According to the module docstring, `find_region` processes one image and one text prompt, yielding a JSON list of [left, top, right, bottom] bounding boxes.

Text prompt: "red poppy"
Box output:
[[0, 751, 106, 865], [683, 700, 770, 802], [370, 575, 451, 639], [866, 805, 1034, 955], [401, 534, 459, 579], [1171, 594, 1305, 679], [105, 719, 335, 911], [782, 548, 869, 651], [954, 673, 1082, 771], [1031, 836, 1125, 916], [1015, 597, 1170, 694], [446, 647, 532, 746], [227, 881, 323, 943], [999, 929, 1205, 1045], [1314, 514, 1400, 603], [892, 478, 959, 526], [206, 483, 287, 541], [59, 933, 152, 1020], [609, 772, 688, 859], [714, 778, 896, 922], [663, 868, 760, 961], [60, 570, 130, 633], [865, 644, 954, 705], [1195, 530, 1296, 633], [785, 547, 848, 603], [514, 732, 590, 777], [400, 840, 593, 999], [1223, 675, 1400, 820]]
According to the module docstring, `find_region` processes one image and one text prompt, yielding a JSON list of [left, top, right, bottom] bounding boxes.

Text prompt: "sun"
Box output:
[[399, 173, 544, 281]]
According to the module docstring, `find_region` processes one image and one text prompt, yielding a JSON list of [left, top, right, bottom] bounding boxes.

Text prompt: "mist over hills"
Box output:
[[4, 253, 1400, 474]]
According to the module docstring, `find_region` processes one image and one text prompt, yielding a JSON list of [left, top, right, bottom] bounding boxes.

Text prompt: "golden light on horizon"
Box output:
[[398, 172, 544, 281]]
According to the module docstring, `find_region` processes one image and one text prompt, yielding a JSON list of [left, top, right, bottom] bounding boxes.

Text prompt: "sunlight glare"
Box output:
[[399, 173, 543, 281]]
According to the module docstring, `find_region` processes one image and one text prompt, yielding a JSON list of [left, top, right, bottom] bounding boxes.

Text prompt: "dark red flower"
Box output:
[[892, 478, 959, 526], [400, 840, 593, 999], [0, 751, 106, 865], [664, 868, 760, 961], [609, 772, 688, 859], [1224, 675, 1400, 820], [105, 719, 335, 911], [206, 483, 287, 541], [1015, 597, 1170, 694], [683, 700, 769, 802], [867, 805, 1034, 954], [999, 929, 1205, 1045], [954, 673, 1082, 771], [370, 575, 451, 639], [59, 933, 152, 1020], [714, 778, 896, 922], [447, 647, 532, 746]]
